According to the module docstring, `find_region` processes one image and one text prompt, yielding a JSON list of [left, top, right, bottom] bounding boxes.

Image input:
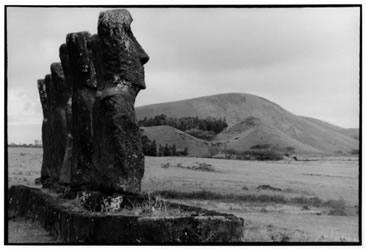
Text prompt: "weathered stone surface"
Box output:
[[66, 32, 97, 89], [50, 63, 70, 183], [59, 45, 73, 128], [37, 63, 71, 186], [59, 134, 72, 185], [37, 79, 48, 114], [92, 94, 144, 192], [65, 32, 97, 190], [58, 44, 73, 185], [89, 35, 105, 88], [8, 185, 244, 243], [59, 43, 72, 88], [91, 9, 149, 193], [42, 74, 57, 184], [37, 79, 50, 183]]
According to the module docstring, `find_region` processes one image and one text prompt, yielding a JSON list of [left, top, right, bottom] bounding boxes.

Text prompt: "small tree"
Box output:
[[158, 144, 164, 156], [183, 147, 188, 156], [172, 144, 177, 156], [164, 144, 170, 156], [151, 140, 157, 156]]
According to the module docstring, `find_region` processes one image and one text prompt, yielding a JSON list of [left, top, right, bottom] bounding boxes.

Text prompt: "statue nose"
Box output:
[[135, 39, 149, 65], [140, 49, 149, 65]]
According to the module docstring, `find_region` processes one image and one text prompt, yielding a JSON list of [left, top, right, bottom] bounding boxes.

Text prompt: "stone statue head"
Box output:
[[66, 32, 97, 90], [44, 74, 56, 110], [50, 62, 70, 105], [59, 44, 72, 87], [97, 9, 149, 99], [37, 79, 48, 114]]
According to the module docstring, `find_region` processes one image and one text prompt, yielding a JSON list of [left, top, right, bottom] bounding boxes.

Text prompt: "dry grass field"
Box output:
[[7, 147, 359, 243]]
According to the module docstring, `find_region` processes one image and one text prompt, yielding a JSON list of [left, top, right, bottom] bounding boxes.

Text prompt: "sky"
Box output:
[[7, 7, 360, 144]]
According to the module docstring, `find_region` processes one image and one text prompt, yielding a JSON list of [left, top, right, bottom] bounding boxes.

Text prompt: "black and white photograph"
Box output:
[[5, 4, 361, 244]]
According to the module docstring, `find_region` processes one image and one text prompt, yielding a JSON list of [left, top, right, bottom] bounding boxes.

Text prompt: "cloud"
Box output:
[[6, 7, 360, 143], [8, 88, 42, 125], [133, 8, 359, 73]]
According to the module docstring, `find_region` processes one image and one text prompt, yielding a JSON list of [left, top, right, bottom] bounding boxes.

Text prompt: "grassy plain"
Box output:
[[7, 147, 359, 243]]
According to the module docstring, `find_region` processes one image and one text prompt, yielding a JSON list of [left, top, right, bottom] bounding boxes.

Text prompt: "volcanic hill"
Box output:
[[136, 93, 358, 156]]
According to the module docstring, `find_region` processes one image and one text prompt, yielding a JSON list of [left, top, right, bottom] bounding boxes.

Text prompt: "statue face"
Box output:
[[122, 25, 150, 91], [98, 9, 150, 99]]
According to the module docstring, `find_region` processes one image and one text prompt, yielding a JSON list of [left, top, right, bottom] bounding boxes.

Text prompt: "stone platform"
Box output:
[[8, 185, 244, 243]]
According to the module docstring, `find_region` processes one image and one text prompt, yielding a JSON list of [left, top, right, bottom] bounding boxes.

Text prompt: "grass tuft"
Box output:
[[161, 162, 216, 172]]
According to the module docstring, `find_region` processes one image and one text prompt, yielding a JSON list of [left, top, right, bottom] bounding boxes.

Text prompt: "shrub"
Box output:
[[222, 149, 283, 161], [325, 198, 346, 216], [240, 150, 283, 161], [156, 143, 185, 156], [192, 163, 215, 172], [290, 196, 322, 207], [223, 149, 237, 155], [285, 146, 296, 154], [182, 147, 188, 156], [243, 117, 260, 127], [328, 208, 346, 216], [161, 163, 170, 168], [245, 150, 283, 161], [257, 185, 282, 192], [161, 162, 215, 172], [349, 149, 359, 155], [141, 134, 157, 156], [271, 232, 291, 242], [302, 205, 309, 210], [250, 144, 271, 150]]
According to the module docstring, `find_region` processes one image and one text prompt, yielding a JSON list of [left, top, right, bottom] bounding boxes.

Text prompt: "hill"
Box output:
[[136, 93, 359, 156]]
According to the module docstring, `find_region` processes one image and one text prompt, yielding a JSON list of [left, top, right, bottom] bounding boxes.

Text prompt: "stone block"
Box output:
[[8, 185, 244, 243]]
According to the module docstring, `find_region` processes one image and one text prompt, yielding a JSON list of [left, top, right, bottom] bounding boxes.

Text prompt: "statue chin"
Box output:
[[116, 80, 140, 99], [97, 81, 141, 104]]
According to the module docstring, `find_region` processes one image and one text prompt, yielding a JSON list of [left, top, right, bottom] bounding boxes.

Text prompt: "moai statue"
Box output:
[[65, 31, 97, 190], [37, 62, 72, 187], [58, 44, 73, 185], [91, 9, 149, 193], [43, 74, 57, 183], [37, 79, 50, 184], [50, 63, 71, 183]]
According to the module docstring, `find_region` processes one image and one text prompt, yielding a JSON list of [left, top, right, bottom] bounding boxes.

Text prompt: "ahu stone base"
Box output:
[[8, 185, 244, 243]]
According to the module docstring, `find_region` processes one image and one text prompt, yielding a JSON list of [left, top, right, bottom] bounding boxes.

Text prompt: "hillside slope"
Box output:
[[136, 93, 358, 155], [140, 126, 213, 157], [216, 118, 323, 154], [301, 116, 359, 140]]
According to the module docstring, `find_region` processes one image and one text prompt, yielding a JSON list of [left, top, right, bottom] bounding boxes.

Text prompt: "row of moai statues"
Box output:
[[37, 9, 149, 193]]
